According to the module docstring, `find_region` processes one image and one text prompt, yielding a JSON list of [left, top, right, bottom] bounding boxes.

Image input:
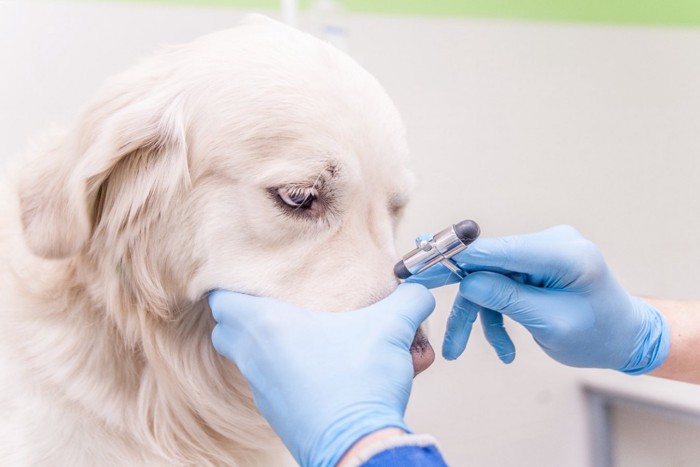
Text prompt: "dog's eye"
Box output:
[[277, 187, 317, 209]]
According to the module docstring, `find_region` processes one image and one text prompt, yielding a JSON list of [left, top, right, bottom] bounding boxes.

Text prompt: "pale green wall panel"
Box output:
[[93, 0, 700, 27], [331, 0, 700, 27]]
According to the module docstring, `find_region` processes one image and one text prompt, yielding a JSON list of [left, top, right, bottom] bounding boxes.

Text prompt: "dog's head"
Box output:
[[16, 16, 435, 461], [18, 15, 431, 367]]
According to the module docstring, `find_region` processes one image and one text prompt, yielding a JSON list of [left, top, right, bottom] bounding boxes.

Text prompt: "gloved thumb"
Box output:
[[364, 283, 436, 332], [208, 289, 277, 327]]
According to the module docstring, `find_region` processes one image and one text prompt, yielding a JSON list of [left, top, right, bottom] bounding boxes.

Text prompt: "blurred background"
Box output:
[[2, 1, 700, 465]]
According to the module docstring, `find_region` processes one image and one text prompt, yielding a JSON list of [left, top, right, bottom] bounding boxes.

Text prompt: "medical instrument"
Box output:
[[394, 220, 480, 280]]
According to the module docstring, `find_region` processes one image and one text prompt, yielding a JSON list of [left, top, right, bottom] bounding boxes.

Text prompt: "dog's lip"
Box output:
[[410, 327, 435, 376]]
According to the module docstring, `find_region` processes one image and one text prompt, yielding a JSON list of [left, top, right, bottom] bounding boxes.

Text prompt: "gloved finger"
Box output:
[[451, 237, 536, 274], [442, 293, 480, 360], [479, 308, 516, 364], [209, 289, 254, 325], [212, 323, 264, 388], [406, 261, 462, 289], [452, 225, 585, 275], [208, 289, 291, 326], [363, 283, 436, 333], [211, 323, 238, 362], [457, 271, 540, 321]]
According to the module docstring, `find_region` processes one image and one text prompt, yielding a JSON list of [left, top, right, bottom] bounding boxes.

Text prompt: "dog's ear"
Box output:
[[19, 81, 190, 259]]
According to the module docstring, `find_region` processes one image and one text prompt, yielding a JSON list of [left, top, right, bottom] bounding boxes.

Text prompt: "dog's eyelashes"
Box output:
[[276, 187, 317, 210]]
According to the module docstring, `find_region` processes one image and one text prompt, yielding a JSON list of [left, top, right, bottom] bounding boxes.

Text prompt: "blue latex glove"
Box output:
[[208, 283, 435, 467], [409, 225, 670, 374], [407, 234, 518, 364]]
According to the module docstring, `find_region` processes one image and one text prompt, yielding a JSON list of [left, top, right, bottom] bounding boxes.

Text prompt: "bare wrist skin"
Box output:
[[644, 298, 700, 384], [337, 428, 406, 466]]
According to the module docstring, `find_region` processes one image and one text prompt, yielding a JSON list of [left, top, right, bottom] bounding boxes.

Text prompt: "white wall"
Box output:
[[3, 1, 700, 465]]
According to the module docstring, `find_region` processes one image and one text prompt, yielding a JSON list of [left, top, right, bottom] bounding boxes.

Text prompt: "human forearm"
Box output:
[[646, 298, 700, 384]]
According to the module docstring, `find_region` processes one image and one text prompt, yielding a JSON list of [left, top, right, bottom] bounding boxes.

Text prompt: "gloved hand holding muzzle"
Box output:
[[209, 283, 435, 467]]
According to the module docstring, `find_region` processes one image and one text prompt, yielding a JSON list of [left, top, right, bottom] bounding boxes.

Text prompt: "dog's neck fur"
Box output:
[[1, 188, 276, 465]]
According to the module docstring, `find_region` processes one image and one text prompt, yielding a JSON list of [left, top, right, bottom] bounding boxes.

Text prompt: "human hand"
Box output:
[[208, 283, 435, 467], [409, 225, 669, 374]]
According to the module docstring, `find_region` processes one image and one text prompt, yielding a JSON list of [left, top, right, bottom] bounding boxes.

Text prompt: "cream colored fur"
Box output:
[[0, 15, 414, 467]]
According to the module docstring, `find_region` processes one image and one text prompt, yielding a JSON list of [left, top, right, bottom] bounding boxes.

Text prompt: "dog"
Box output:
[[0, 15, 434, 466]]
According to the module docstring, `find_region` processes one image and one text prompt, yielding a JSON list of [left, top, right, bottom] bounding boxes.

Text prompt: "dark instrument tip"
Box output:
[[453, 220, 480, 246], [393, 260, 412, 280]]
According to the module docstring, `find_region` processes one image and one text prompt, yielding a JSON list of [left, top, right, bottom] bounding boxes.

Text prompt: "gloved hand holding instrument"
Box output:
[[403, 223, 670, 375]]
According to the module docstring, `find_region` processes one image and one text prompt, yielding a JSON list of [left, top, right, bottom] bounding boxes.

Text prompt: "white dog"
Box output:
[[0, 15, 434, 466]]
